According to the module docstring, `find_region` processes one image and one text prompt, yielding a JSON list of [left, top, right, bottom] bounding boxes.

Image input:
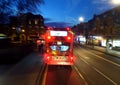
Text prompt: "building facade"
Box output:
[[74, 6, 120, 47], [88, 6, 120, 47], [10, 13, 45, 43]]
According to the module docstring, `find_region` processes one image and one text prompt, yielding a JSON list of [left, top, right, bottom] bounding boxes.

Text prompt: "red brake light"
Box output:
[[66, 27, 70, 30], [47, 27, 50, 30], [47, 36, 51, 39], [67, 36, 71, 40], [66, 36, 72, 42], [44, 53, 52, 63], [70, 56, 73, 60], [47, 27, 52, 30], [47, 56, 50, 59], [45, 35, 54, 42], [68, 54, 74, 62]]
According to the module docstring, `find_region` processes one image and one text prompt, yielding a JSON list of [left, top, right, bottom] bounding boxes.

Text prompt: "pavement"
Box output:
[[0, 44, 34, 64]]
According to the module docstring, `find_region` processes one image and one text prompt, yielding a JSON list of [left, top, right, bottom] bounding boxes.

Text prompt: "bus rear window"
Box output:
[[50, 45, 69, 51]]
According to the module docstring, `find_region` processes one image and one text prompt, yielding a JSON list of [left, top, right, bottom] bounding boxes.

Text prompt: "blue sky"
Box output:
[[39, 0, 119, 27]]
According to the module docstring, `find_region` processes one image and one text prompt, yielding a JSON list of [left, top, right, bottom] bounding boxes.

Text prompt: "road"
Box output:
[[0, 51, 44, 85], [73, 44, 120, 85], [0, 44, 120, 85], [42, 65, 86, 85]]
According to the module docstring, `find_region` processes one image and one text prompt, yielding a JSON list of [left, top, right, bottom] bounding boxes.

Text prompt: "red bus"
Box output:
[[43, 27, 75, 65]]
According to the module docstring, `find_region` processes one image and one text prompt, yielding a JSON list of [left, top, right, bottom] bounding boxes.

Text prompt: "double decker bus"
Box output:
[[43, 27, 75, 65]]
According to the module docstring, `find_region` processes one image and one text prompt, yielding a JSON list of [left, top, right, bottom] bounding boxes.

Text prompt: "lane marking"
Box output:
[[93, 67, 118, 85], [73, 65, 88, 85], [89, 51, 120, 67], [42, 65, 48, 85], [35, 62, 46, 85], [76, 50, 120, 67], [78, 56, 118, 85]]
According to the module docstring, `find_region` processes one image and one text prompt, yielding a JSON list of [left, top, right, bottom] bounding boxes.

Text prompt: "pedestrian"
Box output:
[[109, 43, 112, 49]]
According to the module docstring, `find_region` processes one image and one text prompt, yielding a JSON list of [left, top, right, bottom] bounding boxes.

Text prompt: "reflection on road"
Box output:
[[43, 65, 86, 85]]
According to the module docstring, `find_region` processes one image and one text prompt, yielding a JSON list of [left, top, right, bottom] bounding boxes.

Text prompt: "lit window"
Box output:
[[35, 20, 38, 24], [29, 20, 31, 24]]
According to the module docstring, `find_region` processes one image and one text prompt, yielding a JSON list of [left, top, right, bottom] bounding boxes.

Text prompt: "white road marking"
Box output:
[[78, 55, 118, 85], [73, 65, 88, 85], [76, 49, 120, 67], [42, 65, 48, 85], [93, 67, 118, 85], [91, 53, 120, 67]]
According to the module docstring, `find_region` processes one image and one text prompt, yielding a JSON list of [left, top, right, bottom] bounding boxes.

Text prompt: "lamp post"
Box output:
[[111, 0, 120, 4], [78, 17, 84, 23], [78, 17, 87, 45]]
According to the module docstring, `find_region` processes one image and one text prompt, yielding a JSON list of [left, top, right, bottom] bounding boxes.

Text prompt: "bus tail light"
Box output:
[[66, 27, 70, 31], [46, 35, 54, 42], [44, 53, 51, 63], [67, 36, 71, 40], [70, 56, 74, 62], [47, 56, 50, 60], [68, 54, 74, 62], [66, 36, 72, 42], [47, 36, 51, 40], [70, 56, 73, 60]]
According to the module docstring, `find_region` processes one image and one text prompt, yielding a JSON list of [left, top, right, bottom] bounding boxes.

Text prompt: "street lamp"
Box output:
[[78, 17, 84, 23], [21, 29, 25, 33], [78, 16, 87, 44], [111, 0, 120, 4]]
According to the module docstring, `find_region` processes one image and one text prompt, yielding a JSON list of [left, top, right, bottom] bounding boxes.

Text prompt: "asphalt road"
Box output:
[[73, 44, 120, 85], [42, 65, 86, 85], [0, 44, 120, 85], [0, 51, 44, 85]]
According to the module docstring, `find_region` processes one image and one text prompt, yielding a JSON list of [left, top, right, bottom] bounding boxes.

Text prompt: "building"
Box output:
[[87, 6, 120, 47], [9, 13, 45, 43], [73, 22, 88, 44]]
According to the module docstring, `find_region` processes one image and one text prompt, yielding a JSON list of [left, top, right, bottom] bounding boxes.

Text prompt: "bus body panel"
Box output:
[[43, 28, 74, 65]]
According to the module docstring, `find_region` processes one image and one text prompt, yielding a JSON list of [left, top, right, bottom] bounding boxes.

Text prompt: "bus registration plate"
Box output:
[[53, 56, 66, 61]]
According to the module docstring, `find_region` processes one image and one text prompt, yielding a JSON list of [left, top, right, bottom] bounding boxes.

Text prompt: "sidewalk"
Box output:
[[0, 45, 34, 64], [85, 45, 120, 58]]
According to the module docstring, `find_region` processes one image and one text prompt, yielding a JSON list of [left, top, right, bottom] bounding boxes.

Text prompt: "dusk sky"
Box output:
[[39, 0, 119, 27]]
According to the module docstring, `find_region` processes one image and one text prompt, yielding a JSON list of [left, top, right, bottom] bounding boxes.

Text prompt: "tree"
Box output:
[[0, 0, 13, 24], [0, 0, 44, 24], [16, 0, 44, 14]]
